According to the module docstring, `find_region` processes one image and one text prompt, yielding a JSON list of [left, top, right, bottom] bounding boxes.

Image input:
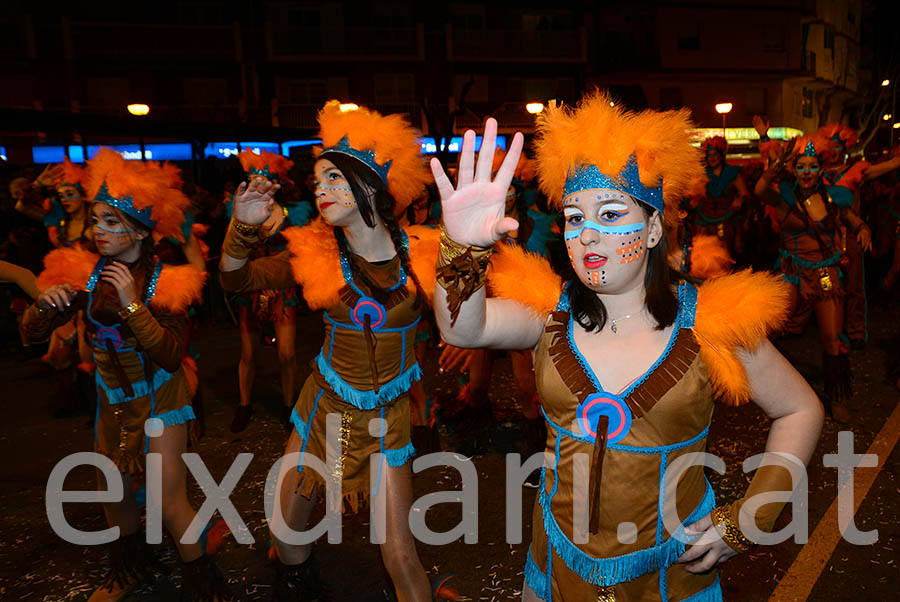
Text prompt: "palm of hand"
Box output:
[[234, 189, 272, 224], [442, 181, 512, 247]]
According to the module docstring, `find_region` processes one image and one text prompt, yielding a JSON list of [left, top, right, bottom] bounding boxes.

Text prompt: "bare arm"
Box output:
[[182, 231, 207, 272], [219, 179, 281, 273], [430, 119, 544, 350], [863, 156, 900, 181]]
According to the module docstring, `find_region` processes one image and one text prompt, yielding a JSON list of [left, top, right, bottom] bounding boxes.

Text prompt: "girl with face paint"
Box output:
[[220, 101, 455, 601], [433, 92, 823, 601], [23, 149, 227, 602], [754, 135, 872, 424]]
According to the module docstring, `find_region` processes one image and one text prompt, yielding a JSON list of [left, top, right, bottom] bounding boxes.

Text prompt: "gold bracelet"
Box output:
[[711, 505, 754, 553], [117, 301, 143, 320], [440, 225, 491, 259], [231, 218, 261, 236]]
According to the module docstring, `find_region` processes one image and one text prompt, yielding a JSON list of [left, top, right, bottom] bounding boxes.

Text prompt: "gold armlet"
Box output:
[[711, 505, 755, 553]]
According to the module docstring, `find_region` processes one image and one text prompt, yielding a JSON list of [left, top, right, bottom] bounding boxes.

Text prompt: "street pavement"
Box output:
[[1, 300, 898, 601]]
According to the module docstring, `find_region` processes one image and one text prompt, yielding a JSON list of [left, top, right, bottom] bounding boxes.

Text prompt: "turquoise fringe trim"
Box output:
[[290, 407, 311, 441], [154, 405, 196, 427], [524, 548, 549, 600], [315, 352, 422, 409], [384, 441, 416, 467], [777, 248, 840, 270], [96, 368, 174, 405], [538, 475, 716, 587]]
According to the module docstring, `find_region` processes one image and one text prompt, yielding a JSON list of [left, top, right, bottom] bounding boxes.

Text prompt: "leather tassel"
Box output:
[[363, 315, 379, 393], [589, 414, 609, 534], [105, 339, 134, 398]]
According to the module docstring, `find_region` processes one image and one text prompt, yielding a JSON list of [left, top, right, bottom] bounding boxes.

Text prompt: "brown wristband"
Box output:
[[223, 218, 261, 260], [436, 226, 492, 327]]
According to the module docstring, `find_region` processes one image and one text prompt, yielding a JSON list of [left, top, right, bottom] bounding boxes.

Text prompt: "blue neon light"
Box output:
[[419, 135, 506, 154], [282, 140, 322, 155], [0, 146, 7, 161], [32, 143, 193, 163]]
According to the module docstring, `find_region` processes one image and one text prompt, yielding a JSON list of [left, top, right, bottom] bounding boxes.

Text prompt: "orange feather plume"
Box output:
[[238, 150, 294, 184], [816, 123, 858, 157], [689, 235, 734, 280], [693, 269, 791, 405], [314, 100, 431, 214], [36, 247, 98, 291], [701, 136, 728, 156], [487, 245, 563, 316], [60, 158, 89, 190], [85, 148, 191, 241], [533, 90, 705, 215]]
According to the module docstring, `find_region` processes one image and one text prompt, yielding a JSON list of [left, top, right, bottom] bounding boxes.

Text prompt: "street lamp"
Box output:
[[339, 103, 359, 112], [715, 102, 733, 137], [127, 104, 149, 116], [882, 79, 891, 87], [893, 123, 900, 129], [883, 113, 893, 121]]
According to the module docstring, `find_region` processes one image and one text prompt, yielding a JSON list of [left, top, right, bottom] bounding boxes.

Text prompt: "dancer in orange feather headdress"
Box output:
[[219, 101, 460, 600], [431, 91, 824, 601], [23, 148, 228, 602]]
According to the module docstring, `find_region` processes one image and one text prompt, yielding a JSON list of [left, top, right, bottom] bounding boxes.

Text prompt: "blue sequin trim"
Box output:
[[384, 441, 416, 466], [320, 136, 392, 184], [86, 257, 106, 291], [94, 183, 156, 230], [563, 157, 664, 215], [153, 405, 196, 427], [338, 231, 409, 296], [524, 548, 549, 600]]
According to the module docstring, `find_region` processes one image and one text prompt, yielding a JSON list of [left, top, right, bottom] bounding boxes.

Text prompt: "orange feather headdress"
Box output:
[[491, 148, 536, 186], [314, 100, 431, 214], [533, 91, 705, 225], [816, 124, 858, 164], [239, 149, 294, 184], [85, 148, 191, 241], [59, 158, 89, 192]]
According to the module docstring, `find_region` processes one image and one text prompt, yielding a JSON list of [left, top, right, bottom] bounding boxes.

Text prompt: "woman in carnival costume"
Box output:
[[814, 124, 900, 349], [24, 149, 229, 601], [224, 149, 312, 432], [431, 92, 824, 601], [220, 101, 459, 601], [754, 134, 872, 423], [689, 136, 750, 260]]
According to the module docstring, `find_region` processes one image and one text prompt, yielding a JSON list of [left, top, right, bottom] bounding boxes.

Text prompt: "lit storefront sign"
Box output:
[[419, 136, 507, 154], [32, 144, 193, 163], [693, 127, 804, 146]]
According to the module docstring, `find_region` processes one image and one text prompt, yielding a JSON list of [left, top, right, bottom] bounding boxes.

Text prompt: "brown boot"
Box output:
[[823, 352, 853, 423], [88, 532, 159, 601]]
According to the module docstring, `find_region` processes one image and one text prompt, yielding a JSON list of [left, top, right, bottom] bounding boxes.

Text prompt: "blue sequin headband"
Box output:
[[93, 183, 156, 230], [319, 136, 391, 184], [247, 165, 279, 182], [563, 155, 664, 214]]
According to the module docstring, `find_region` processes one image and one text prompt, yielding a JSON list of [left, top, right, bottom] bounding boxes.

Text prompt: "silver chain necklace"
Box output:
[[609, 313, 637, 334]]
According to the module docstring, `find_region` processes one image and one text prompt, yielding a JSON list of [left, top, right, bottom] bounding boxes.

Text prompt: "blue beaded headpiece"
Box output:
[[247, 165, 277, 181], [800, 140, 819, 159], [320, 136, 391, 184], [93, 182, 156, 230], [563, 155, 664, 214]]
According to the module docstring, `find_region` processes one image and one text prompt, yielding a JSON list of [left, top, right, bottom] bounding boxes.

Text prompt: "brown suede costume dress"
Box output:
[[220, 219, 440, 512], [487, 258, 793, 602], [25, 248, 205, 474]]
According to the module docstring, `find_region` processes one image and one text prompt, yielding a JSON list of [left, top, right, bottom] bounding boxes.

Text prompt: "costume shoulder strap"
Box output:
[[692, 269, 791, 406], [487, 243, 563, 317], [282, 219, 344, 310], [151, 264, 207, 313], [35, 246, 99, 291], [406, 225, 440, 306], [777, 180, 796, 206]]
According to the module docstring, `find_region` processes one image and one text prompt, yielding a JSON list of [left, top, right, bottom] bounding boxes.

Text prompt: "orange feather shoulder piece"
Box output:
[[283, 220, 345, 310], [36, 246, 98, 291], [36, 247, 206, 313], [406, 225, 440, 305], [152, 264, 206, 313], [284, 220, 443, 309], [692, 269, 791, 406], [487, 245, 563, 317]]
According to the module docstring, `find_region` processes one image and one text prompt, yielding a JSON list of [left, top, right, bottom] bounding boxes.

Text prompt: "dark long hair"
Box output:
[[109, 207, 158, 301], [321, 152, 427, 308], [567, 203, 680, 333]]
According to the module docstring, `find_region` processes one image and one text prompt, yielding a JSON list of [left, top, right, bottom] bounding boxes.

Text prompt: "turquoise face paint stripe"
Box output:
[[93, 222, 135, 234], [564, 220, 645, 240]]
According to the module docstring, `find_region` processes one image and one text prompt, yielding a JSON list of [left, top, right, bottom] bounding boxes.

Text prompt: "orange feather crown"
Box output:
[[816, 124, 858, 164], [791, 133, 831, 165], [85, 148, 191, 241], [533, 91, 705, 224], [314, 100, 431, 214], [239, 149, 294, 184], [60, 158, 89, 192]]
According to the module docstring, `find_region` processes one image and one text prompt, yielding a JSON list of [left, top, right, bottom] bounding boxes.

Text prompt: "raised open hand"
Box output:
[[233, 178, 281, 225], [430, 118, 524, 247], [36, 164, 65, 188], [752, 115, 770, 139]]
